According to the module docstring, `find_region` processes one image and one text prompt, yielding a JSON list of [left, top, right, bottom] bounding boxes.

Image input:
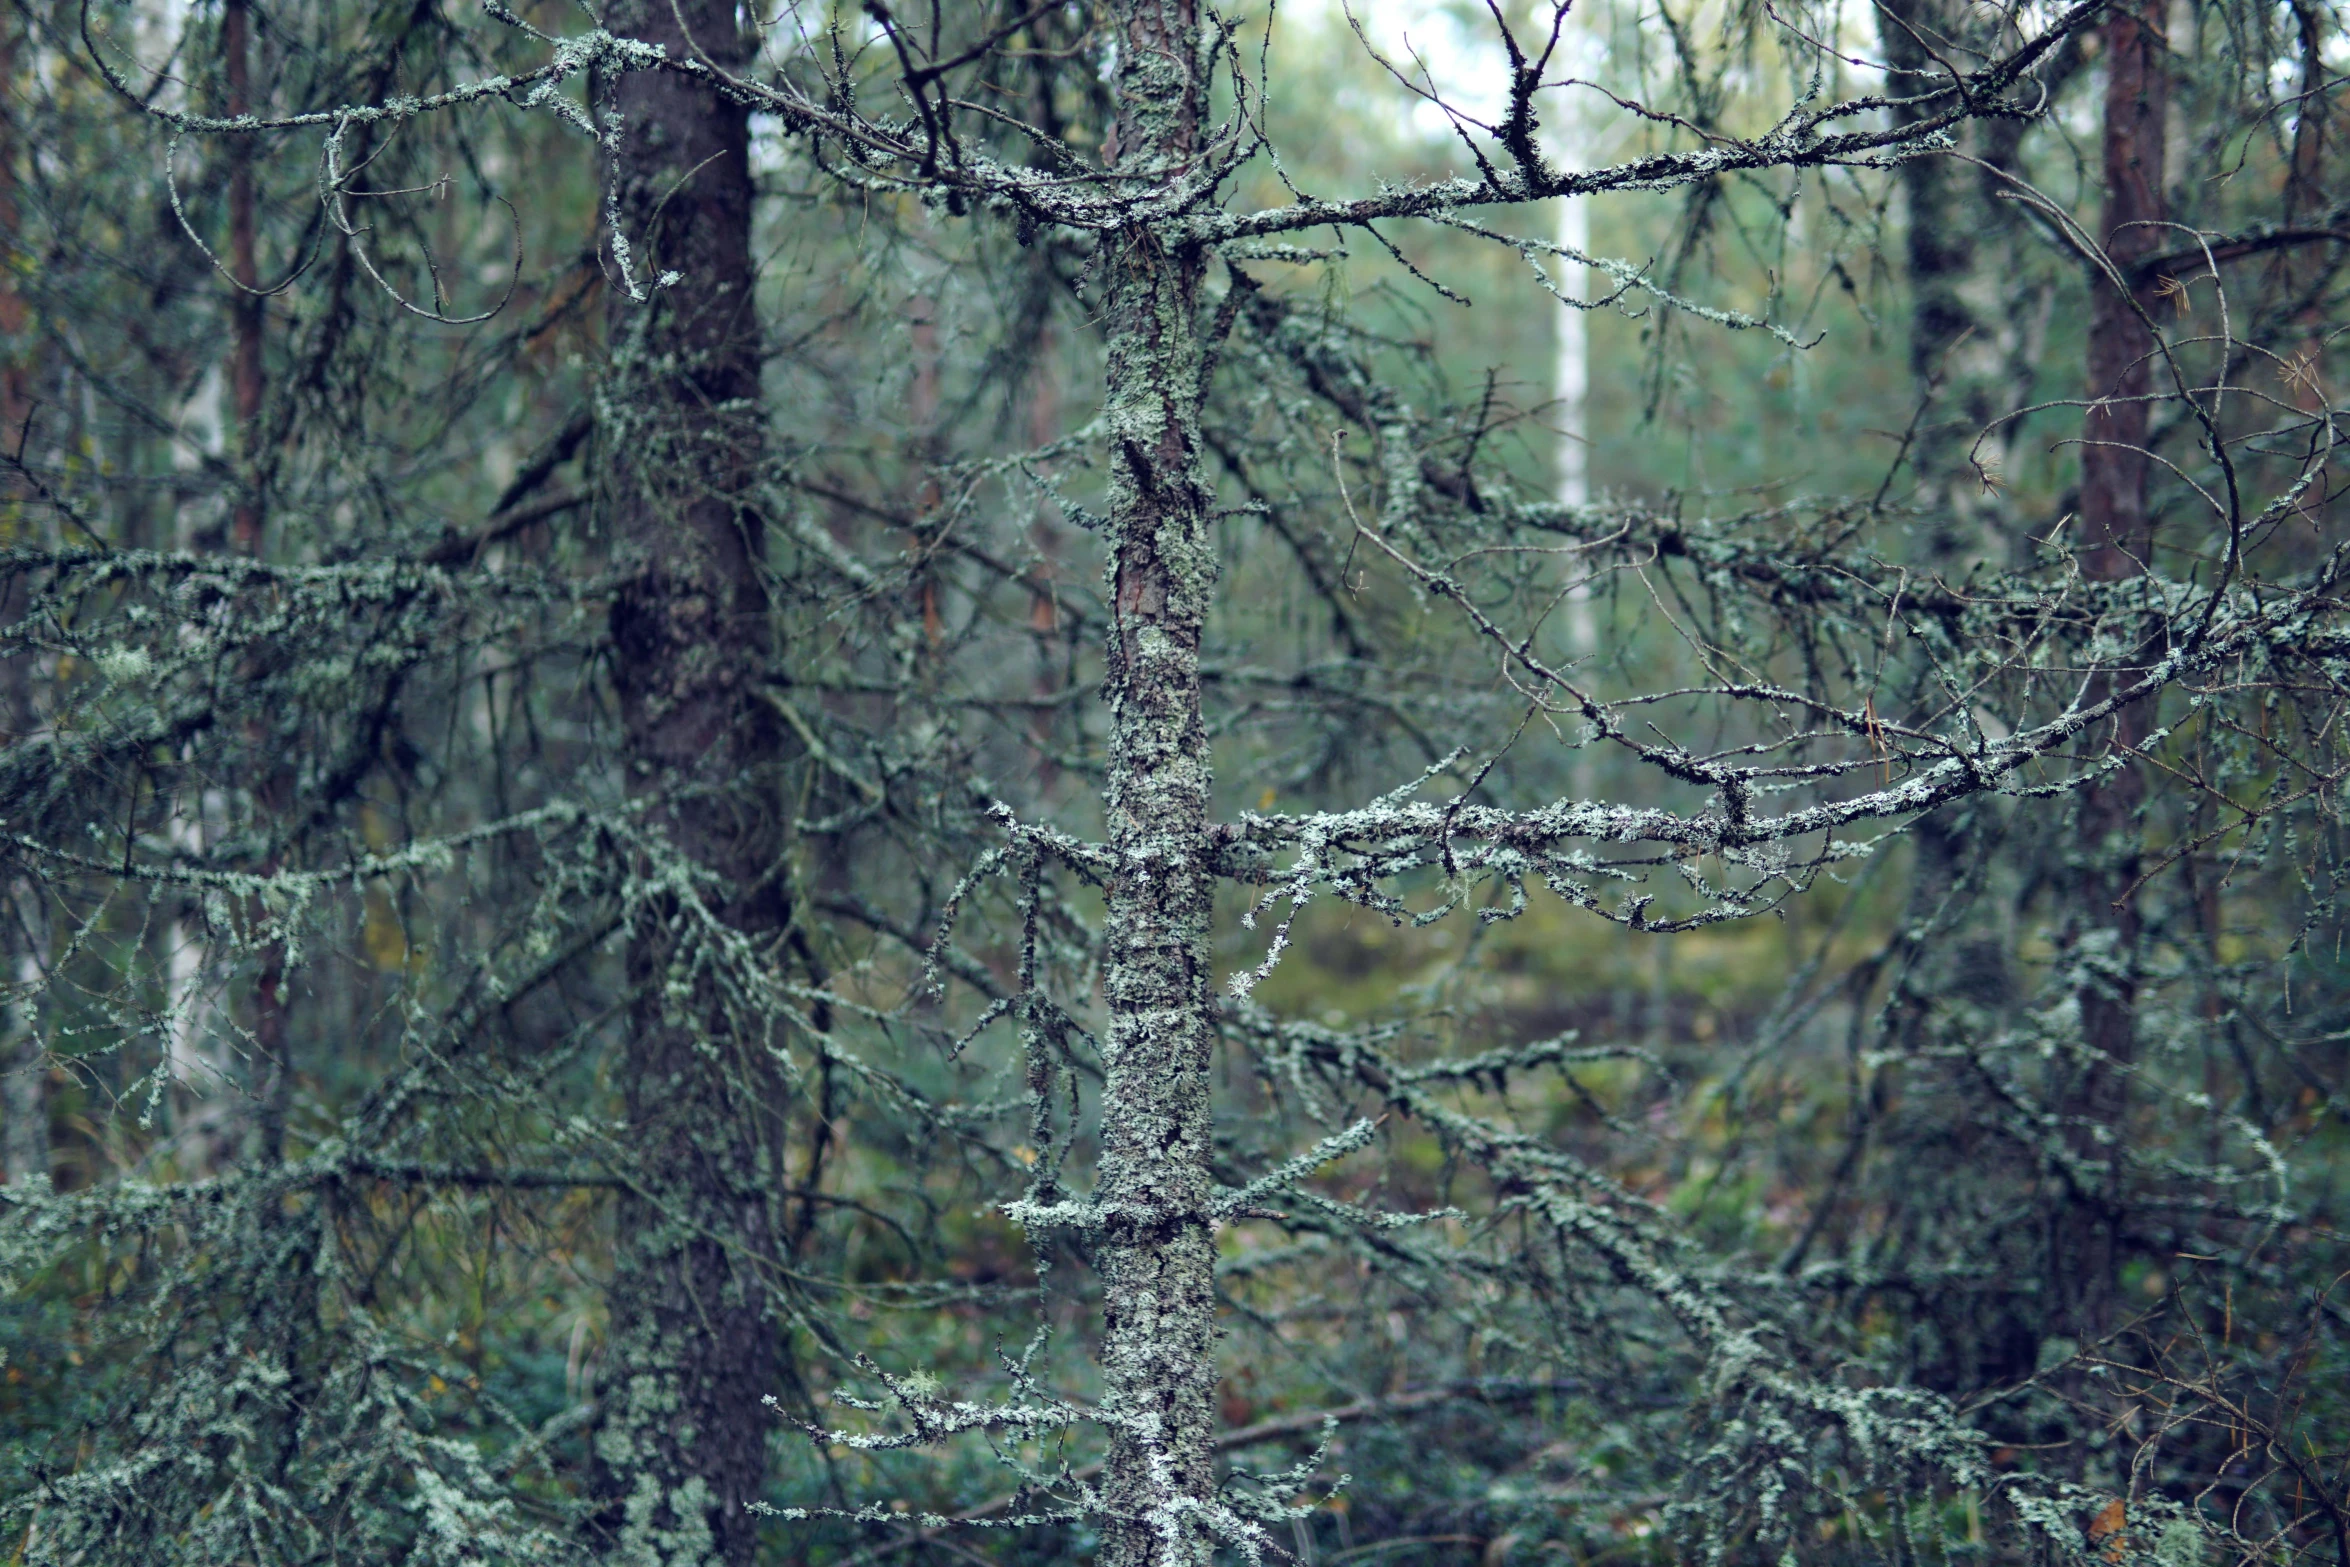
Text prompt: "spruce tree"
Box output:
[[4, 3, 2346, 1565]]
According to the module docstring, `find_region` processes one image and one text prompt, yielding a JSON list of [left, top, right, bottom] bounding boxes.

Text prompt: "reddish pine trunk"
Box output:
[[2065, 2, 2166, 1343], [2079, 6, 2167, 575]]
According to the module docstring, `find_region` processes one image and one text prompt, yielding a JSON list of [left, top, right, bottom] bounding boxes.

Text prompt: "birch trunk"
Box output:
[[1095, 4, 1220, 1562]]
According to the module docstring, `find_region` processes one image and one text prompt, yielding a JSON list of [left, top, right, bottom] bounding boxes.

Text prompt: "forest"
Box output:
[[0, 0, 2346, 1564]]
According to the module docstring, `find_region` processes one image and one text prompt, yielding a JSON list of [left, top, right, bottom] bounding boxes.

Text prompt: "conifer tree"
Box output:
[[3, 3, 2346, 1565]]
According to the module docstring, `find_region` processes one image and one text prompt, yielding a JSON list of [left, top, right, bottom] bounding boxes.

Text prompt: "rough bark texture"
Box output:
[[1096, 4, 1219, 1563], [222, 0, 292, 1168], [2079, 3, 2167, 572], [2063, 0, 2166, 1346], [591, 4, 788, 1563]]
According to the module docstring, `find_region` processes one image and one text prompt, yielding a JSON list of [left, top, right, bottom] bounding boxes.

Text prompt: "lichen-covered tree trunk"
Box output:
[[592, 4, 789, 1563], [1094, 4, 1220, 1563]]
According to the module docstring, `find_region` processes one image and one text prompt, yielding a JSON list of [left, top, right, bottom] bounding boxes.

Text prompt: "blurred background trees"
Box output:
[[0, 1, 2345, 1564]]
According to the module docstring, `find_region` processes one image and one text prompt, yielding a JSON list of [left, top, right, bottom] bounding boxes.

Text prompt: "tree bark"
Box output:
[[224, 0, 264, 552], [1094, 4, 1221, 1563], [218, 0, 293, 1169], [592, 5, 789, 1564], [1879, 0, 1984, 532], [0, 9, 48, 1192], [1, 875, 47, 1189], [2063, 0, 2166, 1348], [2079, 3, 2167, 572], [0, 8, 27, 451]]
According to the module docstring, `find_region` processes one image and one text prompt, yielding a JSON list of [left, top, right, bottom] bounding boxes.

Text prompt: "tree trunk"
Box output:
[[1094, 4, 1220, 1563], [1, 875, 47, 1189], [592, 4, 789, 1564], [219, 0, 293, 1169], [2079, 3, 2167, 572], [0, 10, 47, 1192], [0, 8, 26, 454], [224, 0, 264, 553], [1879, 0, 1984, 535], [2063, 0, 2166, 1347]]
